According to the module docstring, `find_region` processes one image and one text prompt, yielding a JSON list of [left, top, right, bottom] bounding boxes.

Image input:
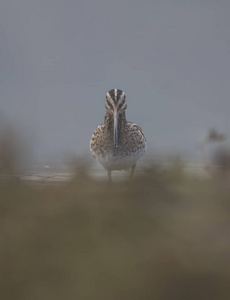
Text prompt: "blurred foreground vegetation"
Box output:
[[1, 125, 230, 299], [1, 160, 230, 300]]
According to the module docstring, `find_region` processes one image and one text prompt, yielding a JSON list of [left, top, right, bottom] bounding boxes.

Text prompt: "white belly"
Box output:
[[94, 147, 146, 170]]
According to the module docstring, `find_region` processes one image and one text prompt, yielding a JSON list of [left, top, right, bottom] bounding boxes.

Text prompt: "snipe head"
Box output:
[[105, 89, 127, 148]]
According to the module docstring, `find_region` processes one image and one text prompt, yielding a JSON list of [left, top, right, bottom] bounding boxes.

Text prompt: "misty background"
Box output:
[[1, 0, 230, 164]]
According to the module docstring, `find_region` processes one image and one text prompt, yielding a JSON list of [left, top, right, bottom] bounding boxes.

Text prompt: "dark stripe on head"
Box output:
[[117, 99, 125, 110], [116, 89, 123, 102], [108, 89, 116, 102], [106, 99, 113, 110]]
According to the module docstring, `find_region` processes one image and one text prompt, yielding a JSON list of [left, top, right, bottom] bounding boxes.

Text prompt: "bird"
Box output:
[[90, 89, 146, 181]]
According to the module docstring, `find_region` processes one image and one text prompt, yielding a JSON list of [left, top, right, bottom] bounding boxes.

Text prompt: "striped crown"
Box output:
[[105, 89, 127, 112]]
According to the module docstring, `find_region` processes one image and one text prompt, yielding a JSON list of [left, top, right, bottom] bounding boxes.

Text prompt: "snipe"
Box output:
[[90, 89, 146, 181]]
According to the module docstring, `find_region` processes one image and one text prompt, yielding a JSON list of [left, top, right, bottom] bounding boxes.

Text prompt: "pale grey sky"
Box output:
[[1, 0, 230, 162]]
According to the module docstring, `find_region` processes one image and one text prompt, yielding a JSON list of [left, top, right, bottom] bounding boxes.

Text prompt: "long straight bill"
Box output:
[[113, 108, 118, 147]]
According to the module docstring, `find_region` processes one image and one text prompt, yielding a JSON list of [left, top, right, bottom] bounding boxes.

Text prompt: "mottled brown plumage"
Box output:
[[90, 89, 146, 180]]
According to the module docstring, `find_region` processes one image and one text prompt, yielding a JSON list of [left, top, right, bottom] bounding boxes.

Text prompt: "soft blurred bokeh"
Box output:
[[1, 1, 230, 298], [1, 129, 230, 300]]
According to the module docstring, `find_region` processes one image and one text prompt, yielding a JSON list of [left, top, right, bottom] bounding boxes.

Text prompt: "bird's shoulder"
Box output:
[[91, 124, 107, 140], [90, 124, 106, 155], [127, 122, 146, 142]]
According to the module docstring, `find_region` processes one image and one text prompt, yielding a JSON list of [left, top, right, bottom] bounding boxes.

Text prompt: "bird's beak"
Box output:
[[113, 107, 118, 147]]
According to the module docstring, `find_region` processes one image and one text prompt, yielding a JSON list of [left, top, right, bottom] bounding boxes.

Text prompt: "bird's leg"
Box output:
[[107, 169, 112, 182], [129, 164, 136, 179]]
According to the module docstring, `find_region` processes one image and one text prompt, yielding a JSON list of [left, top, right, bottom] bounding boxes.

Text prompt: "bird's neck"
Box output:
[[104, 112, 127, 131]]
